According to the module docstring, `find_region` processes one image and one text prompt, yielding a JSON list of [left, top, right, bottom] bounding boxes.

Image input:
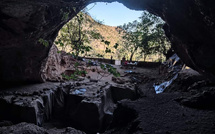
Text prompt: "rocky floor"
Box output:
[[1, 66, 215, 134]]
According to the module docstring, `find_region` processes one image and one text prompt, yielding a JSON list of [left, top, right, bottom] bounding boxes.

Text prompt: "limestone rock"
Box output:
[[41, 45, 77, 82]]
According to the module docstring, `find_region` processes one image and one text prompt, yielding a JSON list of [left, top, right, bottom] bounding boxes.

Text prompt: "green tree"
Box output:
[[55, 10, 120, 80], [55, 11, 103, 59], [118, 11, 171, 62], [150, 24, 171, 61], [119, 20, 143, 62]]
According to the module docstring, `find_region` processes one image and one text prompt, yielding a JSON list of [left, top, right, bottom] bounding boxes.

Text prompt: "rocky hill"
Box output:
[[56, 12, 167, 62], [77, 13, 123, 59], [55, 12, 123, 60]]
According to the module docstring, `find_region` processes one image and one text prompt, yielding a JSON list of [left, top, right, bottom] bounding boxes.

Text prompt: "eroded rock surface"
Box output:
[[1, 0, 215, 82], [0, 122, 48, 134], [0, 0, 85, 84], [0, 80, 138, 133], [41, 45, 78, 82], [0, 122, 86, 134]]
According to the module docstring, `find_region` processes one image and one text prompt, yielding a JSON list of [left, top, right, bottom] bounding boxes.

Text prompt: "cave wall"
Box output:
[[0, 0, 215, 84], [0, 0, 86, 84]]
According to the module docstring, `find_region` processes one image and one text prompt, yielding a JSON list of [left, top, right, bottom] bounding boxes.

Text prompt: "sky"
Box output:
[[86, 2, 143, 27]]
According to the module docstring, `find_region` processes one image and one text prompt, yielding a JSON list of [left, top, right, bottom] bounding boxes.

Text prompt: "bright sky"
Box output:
[[86, 2, 143, 27]]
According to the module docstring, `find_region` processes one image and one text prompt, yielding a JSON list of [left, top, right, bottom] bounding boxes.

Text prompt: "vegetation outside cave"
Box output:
[[55, 8, 171, 62]]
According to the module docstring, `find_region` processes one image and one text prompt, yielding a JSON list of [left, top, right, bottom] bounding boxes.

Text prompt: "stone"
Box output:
[[109, 99, 138, 128], [0, 122, 85, 134], [0, 122, 48, 134], [41, 45, 77, 82], [112, 77, 127, 84], [110, 83, 138, 103], [65, 82, 115, 133], [180, 89, 215, 109], [0, 80, 139, 133], [0, 120, 13, 127], [0, 82, 67, 126]]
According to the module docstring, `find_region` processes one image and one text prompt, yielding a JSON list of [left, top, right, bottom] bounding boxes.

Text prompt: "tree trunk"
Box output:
[[130, 52, 134, 62], [143, 54, 147, 62], [130, 46, 138, 62]]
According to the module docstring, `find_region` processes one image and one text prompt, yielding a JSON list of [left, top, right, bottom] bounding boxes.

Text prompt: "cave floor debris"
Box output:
[[1, 65, 215, 134]]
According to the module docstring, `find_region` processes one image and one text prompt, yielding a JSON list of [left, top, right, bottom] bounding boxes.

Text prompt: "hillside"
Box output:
[[55, 12, 163, 61], [82, 13, 123, 59]]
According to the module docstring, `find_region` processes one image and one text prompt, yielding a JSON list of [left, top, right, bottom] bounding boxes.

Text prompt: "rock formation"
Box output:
[[0, 0, 86, 84], [0, 80, 139, 133], [0, 0, 215, 83], [41, 45, 77, 82]]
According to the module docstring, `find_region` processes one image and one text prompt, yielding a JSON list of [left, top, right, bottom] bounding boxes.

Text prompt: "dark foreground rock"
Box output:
[[180, 89, 215, 109], [0, 122, 85, 134], [103, 68, 215, 134], [0, 122, 47, 134], [104, 93, 215, 134], [0, 80, 139, 133]]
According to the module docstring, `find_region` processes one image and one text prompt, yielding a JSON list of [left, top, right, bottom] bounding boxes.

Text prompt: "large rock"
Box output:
[[0, 0, 85, 84], [1, 0, 215, 83], [66, 82, 115, 133], [41, 45, 77, 82], [0, 122, 48, 134], [0, 80, 139, 133], [0, 82, 66, 126], [0, 122, 86, 134]]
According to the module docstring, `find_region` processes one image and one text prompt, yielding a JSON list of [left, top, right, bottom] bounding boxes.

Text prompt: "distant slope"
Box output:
[[56, 12, 162, 61], [82, 13, 123, 59]]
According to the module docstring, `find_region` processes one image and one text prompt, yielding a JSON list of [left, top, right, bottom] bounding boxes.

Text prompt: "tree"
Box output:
[[55, 11, 103, 59], [118, 11, 171, 62], [138, 11, 159, 61], [150, 24, 171, 61], [119, 20, 143, 62], [55, 10, 120, 80]]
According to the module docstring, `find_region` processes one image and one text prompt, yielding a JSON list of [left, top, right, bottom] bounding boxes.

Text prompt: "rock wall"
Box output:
[[0, 0, 215, 83], [0, 0, 86, 84], [41, 45, 76, 82], [0, 80, 139, 133]]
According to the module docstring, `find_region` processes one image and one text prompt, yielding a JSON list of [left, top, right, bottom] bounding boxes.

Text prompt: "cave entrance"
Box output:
[[40, 2, 173, 133], [55, 1, 171, 63]]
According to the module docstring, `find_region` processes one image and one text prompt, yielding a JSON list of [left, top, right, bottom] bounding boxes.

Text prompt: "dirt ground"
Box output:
[[1, 64, 215, 134], [103, 65, 215, 134]]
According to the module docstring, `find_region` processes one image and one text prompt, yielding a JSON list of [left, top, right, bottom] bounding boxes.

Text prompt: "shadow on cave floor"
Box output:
[[1, 66, 215, 134], [105, 67, 215, 134]]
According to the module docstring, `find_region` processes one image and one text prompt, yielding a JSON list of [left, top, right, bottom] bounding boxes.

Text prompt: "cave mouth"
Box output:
[[1, 0, 215, 133], [55, 1, 170, 63]]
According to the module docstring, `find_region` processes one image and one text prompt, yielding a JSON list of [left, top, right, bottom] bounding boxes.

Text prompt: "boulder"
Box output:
[[110, 83, 138, 103], [65, 82, 115, 133]]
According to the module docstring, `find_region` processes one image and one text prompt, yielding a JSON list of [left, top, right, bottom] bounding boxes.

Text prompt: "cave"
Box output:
[[0, 0, 215, 84], [1, 0, 215, 133]]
